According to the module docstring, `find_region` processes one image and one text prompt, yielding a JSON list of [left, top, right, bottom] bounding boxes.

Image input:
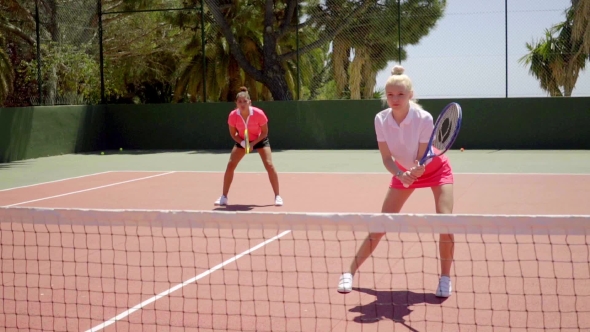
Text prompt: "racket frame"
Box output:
[[402, 102, 462, 188], [418, 102, 462, 166]]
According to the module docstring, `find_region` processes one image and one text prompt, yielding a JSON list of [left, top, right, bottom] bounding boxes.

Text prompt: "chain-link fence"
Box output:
[[1, 0, 589, 106], [0, 0, 101, 106]]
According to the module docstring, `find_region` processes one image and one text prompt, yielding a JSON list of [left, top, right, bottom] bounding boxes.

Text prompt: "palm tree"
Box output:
[[520, 6, 588, 96], [520, 30, 563, 96], [173, 2, 326, 102], [172, 3, 269, 102], [553, 8, 587, 96], [327, 0, 447, 100], [0, 32, 14, 105], [571, 0, 589, 54], [101, 9, 190, 103]]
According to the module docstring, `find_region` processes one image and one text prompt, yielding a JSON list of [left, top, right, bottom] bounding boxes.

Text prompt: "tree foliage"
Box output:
[[328, 0, 446, 99], [520, 4, 588, 97], [571, 0, 590, 54], [0, 32, 14, 104], [1, 0, 447, 105]]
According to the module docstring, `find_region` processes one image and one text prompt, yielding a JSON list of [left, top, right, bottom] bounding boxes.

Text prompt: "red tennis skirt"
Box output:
[[390, 154, 454, 189]]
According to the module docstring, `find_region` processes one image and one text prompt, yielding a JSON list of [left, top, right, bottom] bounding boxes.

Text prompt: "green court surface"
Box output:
[[0, 149, 589, 191]]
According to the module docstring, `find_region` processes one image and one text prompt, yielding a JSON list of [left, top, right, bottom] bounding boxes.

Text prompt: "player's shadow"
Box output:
[[213, 204, 276, 211], [349, 287, 447, 331]]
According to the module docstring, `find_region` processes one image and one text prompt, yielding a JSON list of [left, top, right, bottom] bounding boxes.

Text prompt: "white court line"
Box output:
[[3, 172, 175, 207], [109, 170, 590, 176], [0, 171, 113, 192], [85, 229, 292, 332]]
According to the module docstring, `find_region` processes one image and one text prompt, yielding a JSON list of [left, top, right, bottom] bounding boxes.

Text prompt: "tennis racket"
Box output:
[[403, 102, 462, 188], [244, 128, 250, 154]]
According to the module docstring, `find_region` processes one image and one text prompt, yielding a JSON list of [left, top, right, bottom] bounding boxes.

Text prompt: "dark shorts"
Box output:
[[235, 137, 271, 151]]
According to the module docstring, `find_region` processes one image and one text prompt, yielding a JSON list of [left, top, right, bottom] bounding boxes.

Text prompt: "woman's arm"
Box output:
[[408, 142, 428, 177], [378, 142, 403, 176], [416, 142, 428, 162], [228, 125, 243, 144], [250, 123, 268, 146], [378, 142, 417, 185], [411, 116, 433, 175]]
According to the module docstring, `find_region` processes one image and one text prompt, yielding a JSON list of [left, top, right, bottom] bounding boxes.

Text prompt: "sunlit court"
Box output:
[[2, 0, 590, 331], [1, 148, 590, 332]]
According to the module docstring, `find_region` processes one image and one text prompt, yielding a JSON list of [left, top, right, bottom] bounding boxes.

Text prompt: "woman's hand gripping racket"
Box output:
[[403, 102, 463, 188]]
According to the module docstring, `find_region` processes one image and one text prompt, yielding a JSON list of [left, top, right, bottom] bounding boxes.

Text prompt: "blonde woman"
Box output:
[[337, 66, 455, 298]]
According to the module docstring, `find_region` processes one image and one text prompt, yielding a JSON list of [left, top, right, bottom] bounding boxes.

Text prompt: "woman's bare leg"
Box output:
[[222, 146, 246, 196], [431, 184, 454, 276], [348, 188, 414, 275], [257, 146, 279, 196]]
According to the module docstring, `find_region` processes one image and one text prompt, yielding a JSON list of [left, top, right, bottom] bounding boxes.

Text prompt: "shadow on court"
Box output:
[[78, 149, 191, 156], [349, 288, 447, 331], [0, 160, 29, 169], [187, 149, 287, 154], [213, 204, 276, 211]]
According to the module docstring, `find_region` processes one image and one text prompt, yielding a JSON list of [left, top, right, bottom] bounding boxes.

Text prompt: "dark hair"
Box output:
[[236, 86, 250, 100]]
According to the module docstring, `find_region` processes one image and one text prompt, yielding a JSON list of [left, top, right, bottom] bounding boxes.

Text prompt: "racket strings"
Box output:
[[433, 105, 460, 150]]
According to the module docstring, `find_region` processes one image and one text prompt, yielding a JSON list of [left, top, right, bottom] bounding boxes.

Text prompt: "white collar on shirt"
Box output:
[[385, 105, 416, 128], [236, 107, 254, 116]]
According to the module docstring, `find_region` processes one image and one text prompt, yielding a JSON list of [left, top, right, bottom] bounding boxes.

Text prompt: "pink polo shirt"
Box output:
[[228, 106, 268, 141]]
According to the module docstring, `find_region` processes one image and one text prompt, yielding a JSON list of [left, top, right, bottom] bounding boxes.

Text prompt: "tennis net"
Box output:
[[1, 206, 589, 332]]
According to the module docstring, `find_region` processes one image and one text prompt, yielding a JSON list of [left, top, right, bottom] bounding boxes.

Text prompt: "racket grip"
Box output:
[[401, 161, 424, 188]]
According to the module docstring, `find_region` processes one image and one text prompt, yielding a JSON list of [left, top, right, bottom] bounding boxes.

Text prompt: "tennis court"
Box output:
[[1, 149, 590, 331]]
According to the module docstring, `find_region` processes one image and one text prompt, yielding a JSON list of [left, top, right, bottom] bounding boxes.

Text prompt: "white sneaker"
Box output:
[[214, 195, 228, 206], [337, 273, 353, 293], [275, 195, 283, 206], [435, 276, 452, 297]]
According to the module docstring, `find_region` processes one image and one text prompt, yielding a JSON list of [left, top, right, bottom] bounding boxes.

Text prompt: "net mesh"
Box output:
[[1, 207, 590, 331]]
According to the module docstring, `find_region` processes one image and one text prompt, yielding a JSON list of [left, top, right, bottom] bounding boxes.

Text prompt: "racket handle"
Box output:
[[244, 129, 249, 154]]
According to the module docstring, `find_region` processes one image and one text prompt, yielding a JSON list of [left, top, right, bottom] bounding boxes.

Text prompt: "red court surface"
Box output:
[[1, 171, 590, 332]]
